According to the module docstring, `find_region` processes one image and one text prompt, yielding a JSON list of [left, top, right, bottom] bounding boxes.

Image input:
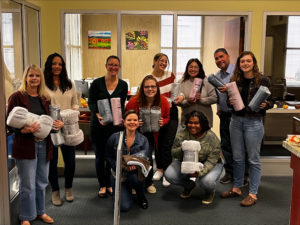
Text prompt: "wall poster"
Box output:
[[125, 31, 148, 50], [88, 31, 111, 49]]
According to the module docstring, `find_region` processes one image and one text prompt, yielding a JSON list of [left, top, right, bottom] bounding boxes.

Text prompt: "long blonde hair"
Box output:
[[18, 64, 50, 100]]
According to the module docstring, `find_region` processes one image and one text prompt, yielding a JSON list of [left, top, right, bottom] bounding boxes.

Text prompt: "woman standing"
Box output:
[[220, 51, 273, 206], [176, 58, 217, 127], [44, 53, 79, 206], [89, 55, 128, 197], [150, 53, 178, 187], [125, 75, 170, 193], [106, 110, 150, 211], [7, 65, 59, 225]]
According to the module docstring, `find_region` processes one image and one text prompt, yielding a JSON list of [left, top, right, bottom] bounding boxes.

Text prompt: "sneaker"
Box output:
[[162, 177, 171, 187], [65, 188, 74, 202], [52, 191, 62, 206], [240, 195, 257, 207], [147, 184, 157, 194], [202, 192, 215, 204], [180, 181, 196, 199], [220, 174, 233, 184], [153, 170, 163, 181]]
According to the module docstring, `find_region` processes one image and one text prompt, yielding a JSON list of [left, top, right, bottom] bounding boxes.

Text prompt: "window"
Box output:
[[161, 15, 202, 78], [2, 13, 15, 77], [285, 16, 300, 86], [65, 14, 82, 80]]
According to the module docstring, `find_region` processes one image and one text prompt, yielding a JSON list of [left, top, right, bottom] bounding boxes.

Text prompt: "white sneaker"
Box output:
[[162, 176, 171, 187], [153, 170, 163, 181]]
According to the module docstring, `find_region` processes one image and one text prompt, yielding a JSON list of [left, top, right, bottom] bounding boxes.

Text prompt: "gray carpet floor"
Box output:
[[11, 176, 291, 225]]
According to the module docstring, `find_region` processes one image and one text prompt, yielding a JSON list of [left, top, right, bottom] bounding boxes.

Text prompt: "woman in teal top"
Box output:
[[88, 55, 128, 198]]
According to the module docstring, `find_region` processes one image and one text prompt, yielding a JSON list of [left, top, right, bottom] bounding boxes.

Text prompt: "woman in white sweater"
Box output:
[[44, 53, 79, 206], [176, 58, 217, 128]]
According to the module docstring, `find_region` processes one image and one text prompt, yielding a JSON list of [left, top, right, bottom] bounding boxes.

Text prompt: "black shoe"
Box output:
[[220, 174, 233, 184], [180, 181, 196, 199], [137, 195, 148, 209]]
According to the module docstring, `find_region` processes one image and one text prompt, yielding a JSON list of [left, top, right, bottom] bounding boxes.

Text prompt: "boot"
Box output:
[[52, 190, 62, 206], [65, 188, 74, 202]]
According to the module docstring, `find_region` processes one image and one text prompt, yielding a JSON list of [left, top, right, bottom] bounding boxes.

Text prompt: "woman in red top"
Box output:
[[125, 75, 170, 193]]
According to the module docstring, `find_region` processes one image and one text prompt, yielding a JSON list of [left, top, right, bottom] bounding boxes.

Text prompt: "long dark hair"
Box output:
[[182, 58, 205, 81], [136, 75, 161, 107], [184, 111, 210, 134], [44, 52, 72, 93], [231, 51, 261, 85]]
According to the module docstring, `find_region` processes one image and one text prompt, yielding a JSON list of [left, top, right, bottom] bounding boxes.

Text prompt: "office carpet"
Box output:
[[11, 176, 291, 225]]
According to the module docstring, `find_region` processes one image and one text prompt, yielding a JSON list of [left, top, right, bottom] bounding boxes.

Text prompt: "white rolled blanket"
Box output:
[[7, 106, 28, 129], [181, 140, 202, 174]]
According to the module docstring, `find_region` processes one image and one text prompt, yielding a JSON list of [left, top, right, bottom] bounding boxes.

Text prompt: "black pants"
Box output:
[[49, 144, 76, 191], [156, 118, 178, 170], [143, 132, 155, 188]]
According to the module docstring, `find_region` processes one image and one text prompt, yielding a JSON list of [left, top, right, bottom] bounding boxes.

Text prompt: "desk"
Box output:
[[283, 141, 300, 225], [264, 108, 300, 143]]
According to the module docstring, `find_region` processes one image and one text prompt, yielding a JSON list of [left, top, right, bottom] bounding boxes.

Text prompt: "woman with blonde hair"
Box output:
[[7, 64, 62, 225]]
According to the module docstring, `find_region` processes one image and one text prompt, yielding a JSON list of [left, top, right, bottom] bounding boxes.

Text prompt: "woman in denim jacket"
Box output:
[[106, 110, 150, 211]]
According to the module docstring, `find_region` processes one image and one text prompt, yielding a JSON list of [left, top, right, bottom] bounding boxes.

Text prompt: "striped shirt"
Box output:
[[151, 71, 175, 98]]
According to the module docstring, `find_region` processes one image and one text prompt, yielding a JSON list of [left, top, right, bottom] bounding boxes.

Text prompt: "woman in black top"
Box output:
[[88, 55, 128, 197]]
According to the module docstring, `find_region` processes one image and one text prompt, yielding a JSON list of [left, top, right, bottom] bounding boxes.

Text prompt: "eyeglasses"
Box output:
[[107, 64, 120, 68], [159, 59, 168, 64], [188, 66, 199, 69], [144, 85, 157, 89]]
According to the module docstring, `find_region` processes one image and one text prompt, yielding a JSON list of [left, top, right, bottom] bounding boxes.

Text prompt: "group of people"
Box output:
[[6, 48, 274, 224]]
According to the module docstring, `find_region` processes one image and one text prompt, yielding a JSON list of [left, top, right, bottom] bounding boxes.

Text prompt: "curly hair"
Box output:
[[231, 51, 262, 85], [44, 52, 72, 93], [184, 111, 210, 134], [182, 58, 205, 81], [136, 75, 161, 107]]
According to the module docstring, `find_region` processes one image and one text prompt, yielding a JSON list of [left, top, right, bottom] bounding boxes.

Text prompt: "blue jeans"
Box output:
[[165, 160, 223, 194], [230, 115, 264, 194], [48, 144, 76, 191], [111, 171, 145, 212], [16, 141, 49, 221]]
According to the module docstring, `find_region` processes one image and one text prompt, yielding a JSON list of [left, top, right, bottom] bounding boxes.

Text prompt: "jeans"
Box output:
[[230, 115, 264, 194], [48, 144, 76, 191], [111, 171, 145, 212], [16, 141, 49, 221], [165, 160, 223, 193], [143, 132, 155, 188]]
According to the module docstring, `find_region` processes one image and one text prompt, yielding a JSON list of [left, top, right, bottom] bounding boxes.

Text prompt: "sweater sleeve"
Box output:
[[88, 79, 100, 113], [171, 130, 185, 160], [199, 79, 218, 105], [198, 132, 221, 177], [71, 83, 79, 110], [161, 96, 170, 126]]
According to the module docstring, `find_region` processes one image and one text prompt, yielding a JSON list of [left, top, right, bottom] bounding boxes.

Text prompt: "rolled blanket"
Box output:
[[111, 97, 123, 126], [207, 74, 225, 88], [226, 82, 245, 111], [60, 109, 79, 124], [62, 123, 80, 135], [123, 155, 152, 181], [64, 129, 84, 146], [34, 115, 53, 139], [170, 83, 181, 102], [181, 140, 201, 174], [140, 107, 161, 133], [97, 99, 113, 124], [51, 131, 65, 146], [49, 105, 61, 120], [7, 106, 28, 129], [189, 78, 202, 101], [248, 86, 271, 112]]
